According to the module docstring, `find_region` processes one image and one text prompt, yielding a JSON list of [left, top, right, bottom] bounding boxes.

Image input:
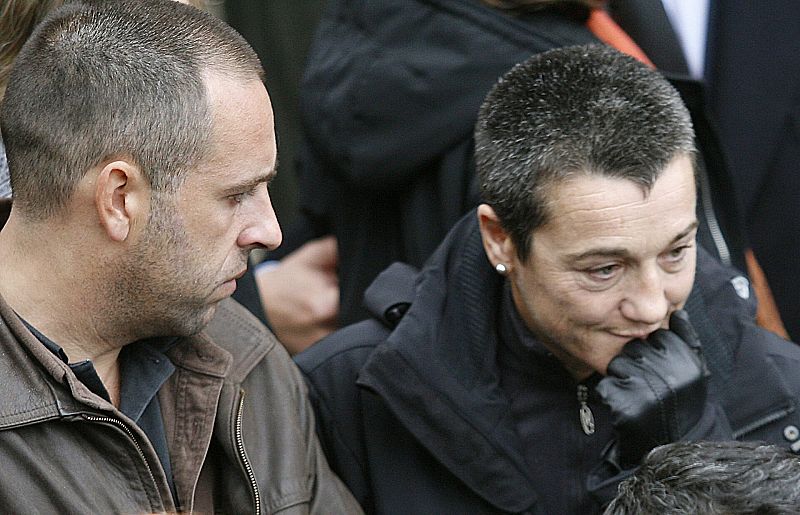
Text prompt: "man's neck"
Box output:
[[93, 351, 122, 407], [0, 214, 127, 395]]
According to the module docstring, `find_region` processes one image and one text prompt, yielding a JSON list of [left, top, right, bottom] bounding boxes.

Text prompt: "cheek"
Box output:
[[562, 290, 619, 326], [529, 270, 617, 327], [668, 255, 697, 307]]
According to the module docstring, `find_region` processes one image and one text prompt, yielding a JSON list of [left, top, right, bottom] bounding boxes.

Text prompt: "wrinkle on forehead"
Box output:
[[534, 155, 697, 255]]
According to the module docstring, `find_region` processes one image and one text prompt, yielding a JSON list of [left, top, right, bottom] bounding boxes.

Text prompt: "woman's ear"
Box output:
[[94, 160, 148, 242], [477, 204, 516, 273]]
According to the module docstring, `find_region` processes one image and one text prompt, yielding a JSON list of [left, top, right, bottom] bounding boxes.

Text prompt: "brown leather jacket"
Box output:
[[0, 290, 362, 514]]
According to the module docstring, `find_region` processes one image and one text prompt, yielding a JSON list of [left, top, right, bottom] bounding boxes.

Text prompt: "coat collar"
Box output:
[[0, 289, 77, 428], [358, 211, 541, 513], [0, 291, 260, 429]]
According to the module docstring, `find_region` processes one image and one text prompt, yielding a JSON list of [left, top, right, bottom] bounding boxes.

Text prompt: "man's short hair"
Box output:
[[0, 0, 65, 101], [474, 44, 696, 261], [604, 441, 800, 515], [0, 0, 264, 220]]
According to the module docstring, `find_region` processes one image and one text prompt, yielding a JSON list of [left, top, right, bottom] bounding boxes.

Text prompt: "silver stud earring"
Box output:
[[495, 263, 507, 276]]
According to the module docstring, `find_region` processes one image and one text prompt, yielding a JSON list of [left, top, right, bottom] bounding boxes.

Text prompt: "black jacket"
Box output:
[[297, 0, 749, 327], [296, 211, 800, 514]]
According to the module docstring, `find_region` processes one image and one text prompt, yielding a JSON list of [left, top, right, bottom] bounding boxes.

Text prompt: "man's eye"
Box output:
[[229, 187, 258, 204]]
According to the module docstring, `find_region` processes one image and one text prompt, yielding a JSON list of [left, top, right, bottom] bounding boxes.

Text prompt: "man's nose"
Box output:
[[237, 189, 282, 252], [619, 265, 670, 327]]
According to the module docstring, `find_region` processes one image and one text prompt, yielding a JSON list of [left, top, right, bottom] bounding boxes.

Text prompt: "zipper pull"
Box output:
[[577, 384, 595, 435]]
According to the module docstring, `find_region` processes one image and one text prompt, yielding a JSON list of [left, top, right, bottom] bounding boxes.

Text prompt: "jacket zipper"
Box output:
[[577, 384, 595, 436], [82, 414, 159, 495], [732, 406, 796, 440], [698, 164, 731, 266], [235, 389, 261, 514]]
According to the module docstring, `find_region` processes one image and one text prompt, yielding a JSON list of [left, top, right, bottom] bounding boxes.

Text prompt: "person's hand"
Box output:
[[256, 236, 339, 355], [596, 310, 709, 468]]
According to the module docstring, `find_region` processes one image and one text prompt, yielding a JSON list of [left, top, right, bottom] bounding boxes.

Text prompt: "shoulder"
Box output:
[[690, 247, 758, 347], [293, 318, 391, 441], [694, 246, 757, 314], [293, 319, 391, 459], [295, 318, 389, 381], [739, 321, 800, 368], [724, 322, 800, 444], [203, 298, 302, 387]]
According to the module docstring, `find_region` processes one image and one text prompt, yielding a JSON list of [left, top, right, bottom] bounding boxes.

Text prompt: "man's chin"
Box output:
[[163, 303, 220, 338], [196, 303, 220, 330]]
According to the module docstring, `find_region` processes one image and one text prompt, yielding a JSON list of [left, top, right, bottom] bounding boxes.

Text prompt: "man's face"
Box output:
[[121, 74, 281, 337], [508, 155, 697, 379]]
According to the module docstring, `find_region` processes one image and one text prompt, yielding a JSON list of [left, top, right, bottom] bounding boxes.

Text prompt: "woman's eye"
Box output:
[[587, 264, 620, 280], [666, 244, 692, 262]]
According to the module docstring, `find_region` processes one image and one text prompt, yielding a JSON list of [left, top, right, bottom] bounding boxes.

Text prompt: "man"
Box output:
[[295, 45, 800, 514], [604, 441, 800, 514], [0, 0, 339, 358], [0, 1, 360, 512]]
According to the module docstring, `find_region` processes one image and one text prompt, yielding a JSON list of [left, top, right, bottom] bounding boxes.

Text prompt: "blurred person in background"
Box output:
[[296, 0, 599, 326]]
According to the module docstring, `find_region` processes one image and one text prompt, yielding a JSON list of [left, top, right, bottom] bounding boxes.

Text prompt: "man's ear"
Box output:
[[94, 160, 149, 242], [477, 204, 516, 272]]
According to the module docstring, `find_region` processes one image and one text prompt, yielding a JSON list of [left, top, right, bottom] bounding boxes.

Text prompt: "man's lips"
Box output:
[[224, 268, 247, 284], [218, 269, 247, 295]]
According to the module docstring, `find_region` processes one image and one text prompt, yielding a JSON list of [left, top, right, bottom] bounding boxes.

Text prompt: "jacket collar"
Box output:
[[0, 291, 260, 429], [358, 210, 540, 513], [0, 289, 98, 428]]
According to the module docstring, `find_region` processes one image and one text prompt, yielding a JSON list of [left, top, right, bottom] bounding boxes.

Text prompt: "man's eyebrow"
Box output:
[[221, 166, 277, 196], [565, 220, 700, 262]]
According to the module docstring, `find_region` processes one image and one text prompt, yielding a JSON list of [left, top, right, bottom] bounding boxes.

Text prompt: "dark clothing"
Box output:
[[24, 319, 115, 403], [610, 0, 800, 340], [709, 2, 800, 340], [496, 286, 615, 514], [0, 293, 361, 514], [118, 339, 179, 499], [297, 0, 749, 327], [296, 211, 800, 514], [0, 199, 10, 229]]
